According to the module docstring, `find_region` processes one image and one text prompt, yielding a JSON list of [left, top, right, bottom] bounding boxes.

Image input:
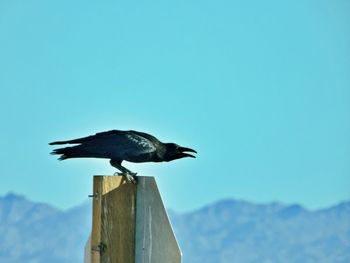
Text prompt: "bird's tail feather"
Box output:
[[49, 140, 72, 145], [50, 146, 81, 160]]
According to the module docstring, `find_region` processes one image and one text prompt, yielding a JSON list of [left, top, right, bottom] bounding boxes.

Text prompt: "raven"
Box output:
[[49, 130, 197, 183]]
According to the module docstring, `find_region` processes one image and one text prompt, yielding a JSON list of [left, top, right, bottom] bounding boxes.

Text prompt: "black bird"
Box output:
[[49, 130, 197, 183]]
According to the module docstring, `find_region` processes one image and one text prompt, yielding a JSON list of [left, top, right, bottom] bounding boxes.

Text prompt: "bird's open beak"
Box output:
[[178, 146, 197, 158]]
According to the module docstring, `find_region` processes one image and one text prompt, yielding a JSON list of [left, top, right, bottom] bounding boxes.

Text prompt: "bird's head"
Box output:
[[163, 143, 197, 161]]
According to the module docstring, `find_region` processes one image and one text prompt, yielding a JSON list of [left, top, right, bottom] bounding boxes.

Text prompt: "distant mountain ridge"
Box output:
[[171, 199, 350, 263], [0, 193, 91, 263], [0, 193, 349, 263]]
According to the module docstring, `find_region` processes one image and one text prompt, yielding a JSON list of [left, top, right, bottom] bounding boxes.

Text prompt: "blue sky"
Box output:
[[0, 0, 349, 212]]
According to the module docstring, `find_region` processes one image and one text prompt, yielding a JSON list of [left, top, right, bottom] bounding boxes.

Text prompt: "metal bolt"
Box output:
[[88, 192, 99, 198], [92, 242, 107, 254]]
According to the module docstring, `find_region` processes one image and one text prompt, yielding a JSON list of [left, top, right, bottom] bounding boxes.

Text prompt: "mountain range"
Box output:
[[0, 193, 349, 263]]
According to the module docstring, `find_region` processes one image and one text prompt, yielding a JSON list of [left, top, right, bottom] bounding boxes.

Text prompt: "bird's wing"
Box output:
[[128, 130, 161, 143], [121, 132, 158, 154], [49, 130, 124, 145], [50, 130, 157, 158]]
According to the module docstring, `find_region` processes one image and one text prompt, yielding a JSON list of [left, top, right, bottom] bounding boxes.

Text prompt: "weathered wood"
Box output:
[[84, 235, 91, 263], [85, 176, 181, 263], [135, 177, 182, 263], [101, 179, 136, 263]]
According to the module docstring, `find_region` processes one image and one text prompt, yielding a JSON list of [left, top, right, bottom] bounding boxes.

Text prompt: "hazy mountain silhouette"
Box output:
[[0, 193, 91, 263], [0, 193, 349, 263]]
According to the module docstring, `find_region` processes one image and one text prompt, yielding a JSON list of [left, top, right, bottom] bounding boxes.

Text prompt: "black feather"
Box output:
[[49, 129, 196, 164]]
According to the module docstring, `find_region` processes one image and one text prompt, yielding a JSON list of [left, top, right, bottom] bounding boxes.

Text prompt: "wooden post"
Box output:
[[84, 176, 181, 263]]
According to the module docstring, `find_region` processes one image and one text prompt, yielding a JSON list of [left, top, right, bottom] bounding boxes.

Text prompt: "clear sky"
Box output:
[[0, 0, 349, 212]]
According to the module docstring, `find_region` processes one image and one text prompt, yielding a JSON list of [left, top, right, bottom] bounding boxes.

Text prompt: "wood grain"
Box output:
[[101, 180, 136, 263], [135, 177, 182, 263], [90, 176, 134, 263], [85, 176, 181, 263]]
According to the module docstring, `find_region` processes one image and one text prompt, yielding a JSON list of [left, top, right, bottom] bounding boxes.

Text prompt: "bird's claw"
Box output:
[[113, 171, 137, 184], [126, 173, 137, 184]]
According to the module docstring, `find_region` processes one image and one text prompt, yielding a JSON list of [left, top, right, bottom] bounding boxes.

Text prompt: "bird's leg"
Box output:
[[110, 159, 137, 184]]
